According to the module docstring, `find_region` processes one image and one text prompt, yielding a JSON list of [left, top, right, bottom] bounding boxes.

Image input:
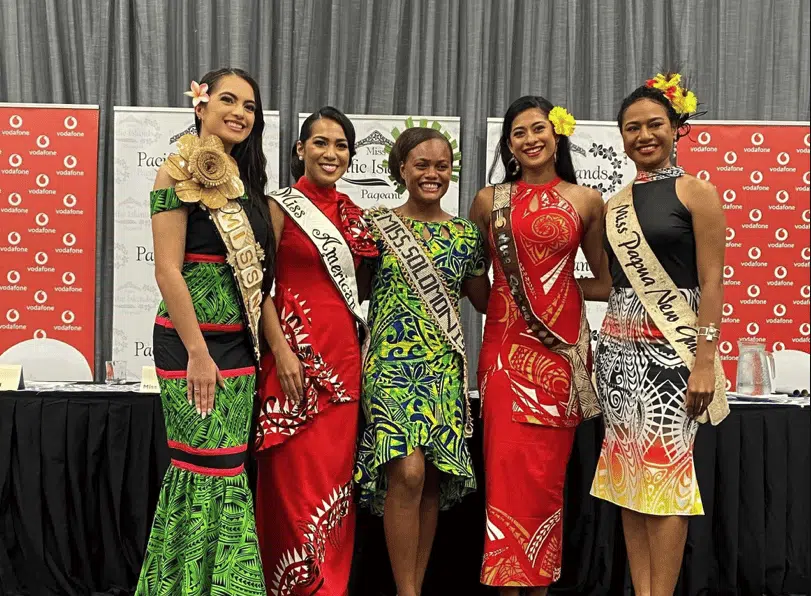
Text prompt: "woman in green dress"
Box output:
[[355, 127, 490, 596], [136, 68, 273, 596]]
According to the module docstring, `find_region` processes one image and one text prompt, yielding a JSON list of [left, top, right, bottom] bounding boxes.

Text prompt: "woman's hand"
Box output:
[[685, 362, 715, 419], [186, 350, 225, 418], [274, 344, 305, 403]]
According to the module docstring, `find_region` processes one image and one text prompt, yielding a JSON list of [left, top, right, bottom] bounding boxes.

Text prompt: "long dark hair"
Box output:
[[488, 95, 577, 185], [617, 82, 702, 141], [291, 107, 357, 182], [193, 68, 272, 267], [388, 127, 453, 185]]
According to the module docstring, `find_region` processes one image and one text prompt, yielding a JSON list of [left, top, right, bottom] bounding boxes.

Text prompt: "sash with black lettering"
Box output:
[[491, 183, 600, 419], [606, 183, 728, 425], [368, 208, 473, 438], [270, 186, 369, 355], [209, 199, 264, 361]]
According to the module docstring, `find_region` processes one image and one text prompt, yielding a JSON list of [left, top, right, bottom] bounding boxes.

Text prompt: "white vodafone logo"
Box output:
[[6, 270, 20, 284], [36, 174, 50, 188], [8, 193, 22, 207], [64, 116, 78, 130], [697, 170, 711, 181], [802, 285, 811, 298], [62, 272, 76, 285], [724, 151, 738, 164], [726, 227, 736, 241], [803, 247, 810, 261], [35, 213, 49, 227], [35, 252, 48, 265], [723, 189, 737, 203], [747, 284, 761, 298], [36, 135, 50, 149], [6, 309, 20, 323], [774, 266, 788, 279], [8, 115, 23, 129], [804, 210, 811, 223], [777, 152, 791, 166], [774, 304, 787, 317], [775, 228, 789, 241], [805, 133, 810, 147], [748, 247, 761, 260], [8, 154, 22, 167], [751, 132, 765, 146], [773, 342, 786, 352], [697, 131, 712, 145], [33, 330, 47, 339], [719, 341, 733, 355], [804, 171, 810, 185], [34, 290, 48, 304], [722, 303, 734, 316], [747, 322, 760, 336], [800, 323, 810, 337], [749, 209, 763, 222], [62, 233, 77, 247], [63, 194, 77, 208], [61, 310, 75, 324], [750, 171, 764, 184], [724, 265, 735, 279], [63, 155, 77, 169], [725, 379, 733, 391], [776, 190, 790, 204], [7, 232, 21, 245]]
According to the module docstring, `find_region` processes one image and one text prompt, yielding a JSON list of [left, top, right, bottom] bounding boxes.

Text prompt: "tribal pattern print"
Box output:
[[481, 505, 563, 587], [136, 373, 265, 596], [270, 482, 353, 596], [255, 288, 351, 450], [355, 210, 484, 514], [590, 287, 704, 515]]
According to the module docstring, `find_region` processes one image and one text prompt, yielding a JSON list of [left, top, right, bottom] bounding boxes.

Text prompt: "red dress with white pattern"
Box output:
[[477, 178, 586, 587], [254, 175, 375, 596]]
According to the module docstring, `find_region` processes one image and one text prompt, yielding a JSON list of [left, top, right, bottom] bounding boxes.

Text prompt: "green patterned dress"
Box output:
[[136, 188, 271, 596], [355, 208, 486, 515]]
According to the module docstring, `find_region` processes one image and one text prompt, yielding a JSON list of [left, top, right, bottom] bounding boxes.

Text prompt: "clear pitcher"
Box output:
[[736, 340, 776, 395]]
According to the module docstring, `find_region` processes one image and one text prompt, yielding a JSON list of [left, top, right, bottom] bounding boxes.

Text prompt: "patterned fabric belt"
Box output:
[[168, 441, 247, 477]]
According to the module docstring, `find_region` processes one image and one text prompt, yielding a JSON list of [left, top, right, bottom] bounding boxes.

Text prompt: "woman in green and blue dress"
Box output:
[[136, 68, 273, 596], [355, 127, 490, 596]]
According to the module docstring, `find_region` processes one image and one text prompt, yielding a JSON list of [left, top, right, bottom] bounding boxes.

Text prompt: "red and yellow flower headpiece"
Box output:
[[645, 73, 698, 115]]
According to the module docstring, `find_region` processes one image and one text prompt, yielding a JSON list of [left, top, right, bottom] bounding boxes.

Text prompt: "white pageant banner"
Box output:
[[112, 107, 280, 378], [297, 113, 462, 215], [484, 119, 637, 342]]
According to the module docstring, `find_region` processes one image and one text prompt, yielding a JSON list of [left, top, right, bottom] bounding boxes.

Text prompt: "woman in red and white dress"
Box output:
[[254, 107, 377, 596], [469, 96, 604, 595]]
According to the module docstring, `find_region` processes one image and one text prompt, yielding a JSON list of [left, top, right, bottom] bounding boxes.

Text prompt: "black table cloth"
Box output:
[[1, 390, 808, 596]]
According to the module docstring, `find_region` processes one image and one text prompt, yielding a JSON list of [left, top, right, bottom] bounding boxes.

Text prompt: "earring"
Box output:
[[298, 156, 304, 161], [508, 155, 521, 175]]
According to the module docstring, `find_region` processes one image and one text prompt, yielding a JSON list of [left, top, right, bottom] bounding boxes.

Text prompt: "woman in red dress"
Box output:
[[469, 96, 604, 595], [254, 107, 377, 596]]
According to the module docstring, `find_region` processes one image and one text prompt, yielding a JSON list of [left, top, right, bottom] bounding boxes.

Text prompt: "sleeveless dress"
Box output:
[[254, 175, 377, 596], [354, 209, 485, 514], [477, 178, 587, 587], [590, 170, 704, 516], [136, 189, 273, 596]]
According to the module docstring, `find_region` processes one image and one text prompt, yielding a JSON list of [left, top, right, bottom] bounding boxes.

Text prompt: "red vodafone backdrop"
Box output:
[[0, 104, 98, 378], [679, 123, 810, 390]]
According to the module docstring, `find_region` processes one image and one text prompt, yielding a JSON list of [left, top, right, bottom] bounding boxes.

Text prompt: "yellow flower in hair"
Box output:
[[645, 72, 698, 115], [548, 106, 576, 136]]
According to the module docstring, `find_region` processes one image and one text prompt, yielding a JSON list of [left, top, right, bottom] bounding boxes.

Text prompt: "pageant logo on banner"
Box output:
[[679, 122, 811, 388], [112, 107, 280, 378], [0, 103, 99, 380], [297, 113, 462, 216], [484, 119, 636, 341]]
